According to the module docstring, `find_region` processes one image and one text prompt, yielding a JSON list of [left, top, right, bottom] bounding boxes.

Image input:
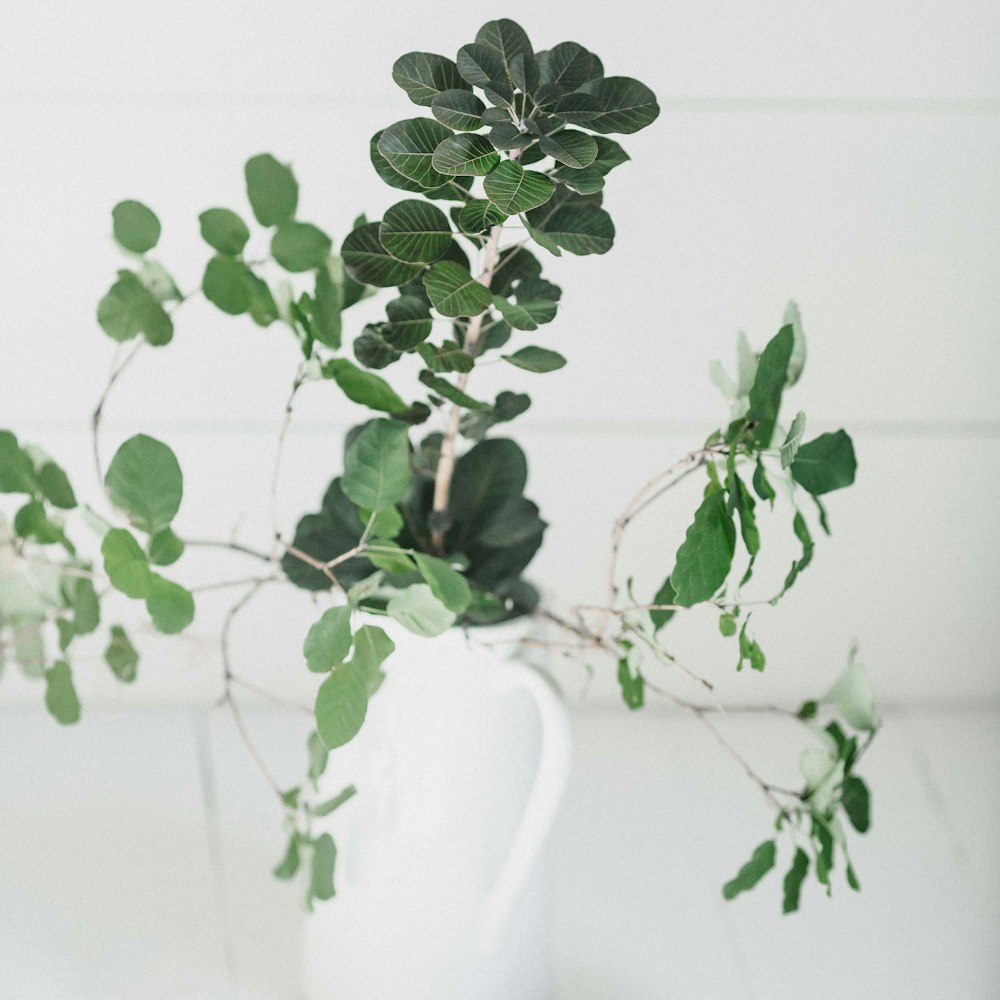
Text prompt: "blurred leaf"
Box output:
[[112, 200, 160, 253], [782, 848, 810, 914], [44, 660, 81, 725], [387, 583, 456, 637], [304, 606, 353, 673], [413, 552, 471, 613], [245, 153, 298, 226], [780, 411, 807, 468], [722, 840, 776, 900], [198, 208, 250, 256], [105, 433, 182, 534], [145, 574, 194, 634], [323, 358, 407, 414], [313, 785, 358, 818], [148, 527, 184, 567], [271, 222, 332, 272], [273, 836, 300, 880], [97, 271, 173, 345], [842, 776, 871, 833], [315, 659, 369, 749], [650, 576, 677, 631], [670, 490, 735, 606], [791, 431, 857, 495], [342, 419, 411, 512], [310, 833, 337, 900], [501, 346, 566, 372], [617, 656, 644, 709], [104, 624, 139, 682], [101, 528, 151, 599]]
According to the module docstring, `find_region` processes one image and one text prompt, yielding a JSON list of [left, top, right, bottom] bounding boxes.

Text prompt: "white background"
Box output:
[[1, 1, 998, 997]]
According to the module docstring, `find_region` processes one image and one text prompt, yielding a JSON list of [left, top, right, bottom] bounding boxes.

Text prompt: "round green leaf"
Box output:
[[458, 199, 508, 234], [483, 162, 555, 215], [529, 205, 615, 255], [112, 200, 161, 254], [36, 461, 76, 509], [423, 261, 493, 318], [316, 660, 369, 750], [304, 606, 353, 672], [431, 89, 486, 131], [378, 118, 454, 190], [501, 346, 567, 372], [145, 574, 195, 634], [538, 41, 603, 91], [105, 433, 183, 534], [97, 271, 173, 346], [198, 208, 250, 255], [592, 136, 630, 175], [392, 52, 469, 107], [271, 222, 332, 272], [432, 134, 500, 176], [791, 431, 858, 495], [552, 164, 606, 195], [456, 43, 506, 88], [44, 661, 81, 725], [475, 18, 534, 73], [381, 294, 433, 349], [379, 200, 452, 264], [245, 153, 298, 226], [554, 77, 661, 134], [341, 223, 423, 288], [539, 129, 599, 169], [203, 255, 253, 314], [342, 419, 411, 512], [369, 131, 472, 201], [101, 528, 151, 599], [387, 583, 456, 637], [148, 527, 184, 567]]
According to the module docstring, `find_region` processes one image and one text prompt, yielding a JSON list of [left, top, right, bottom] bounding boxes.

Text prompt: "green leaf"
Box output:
[[552, 164, 606, 196], [310, 832, 337, 901], [670, 490, 736, 606], [312, 263, 343, 348], [825, 647, 876, 731], [492, 295, 556, 331], [842, 775, 871, 833], [746, 324, 794, 446], [419, 370, 488, 409], [458, 199, 508, 235], [417, 341, 474, 374], [112, 200, 160, 253], [198, 208, 250, 256], [474, 496, 545, 549], [524, 203, 614, 256], [650, 576, 677, 631], [753, 459, 776, 505], [148, 527, 184, 567], [145, 574, 194, 634], [736, 616, 767, 672], [97, 271, 173, 346], [44, 660, 81, 725], [102, 528, 151, 598], [13, 501, 64, 545], [719, 613, 738, 637], [36, 462, 76, 509], [351, 624, 395, 693], [456, 43, 506, 88], [780, 411, 807, 468], [591, 137, 630, 175], [784, 300, 807, 386], [361, 505, 404, 539], [432, 134, 501, 177], [617, 656, 644, 709], [273, 836, 300, 880], [538, 41, 603, 91], [104, 624, 139, 682], [539, 129, 599, 169], [782, 848, 810, 914], [245, 153, 298, 226], [791, 431, 858, 495], [392, 52, 469, 106], [342, 419, 411, 512], [413, 552, 471, 614], [105, 433, 182, 534], [369, 131, 472, 201], [0, 431, 39, 494], [555, 77, 660, 134], [307, 730, 329, 784], [484, 162, 555, 215], [271, 222, 332, 272], [304, 606, 353, 673], [846, 863, 861, 892], [202, 255, 258, 315], [722, 840, 776, 900], [378, 118, 454, 190], [65, 576, 99, 636], [476, 18, 534, 72], [431, 89, 485, 130], [313, 785, 358, 817], [449, 438, 528, 538], [323, 358, 407, 414], [731, 475, 760, 556], [501, 346, 566, 373], [315, 658, 369, 749], [423, 261, 493, 317], [341, 222, 423, 288], [380, 294, 433, 350], [387, 583, 456, 637], [379, 200, 452, 264]]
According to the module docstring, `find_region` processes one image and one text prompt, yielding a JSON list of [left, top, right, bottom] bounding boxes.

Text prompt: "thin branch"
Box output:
[[190, 573, 282, 594], [269, 370, 306, 561], [184, 539, 276, 565], [229, 674, 313, 716], [91, 339, 145, 486]]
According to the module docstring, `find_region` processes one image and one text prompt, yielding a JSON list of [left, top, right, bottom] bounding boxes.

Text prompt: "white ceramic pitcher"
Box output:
[[298, 619, 572, 1000]]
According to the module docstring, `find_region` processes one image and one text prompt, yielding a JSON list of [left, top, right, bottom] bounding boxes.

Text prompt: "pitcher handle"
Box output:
[[477, 661, 573, 956]]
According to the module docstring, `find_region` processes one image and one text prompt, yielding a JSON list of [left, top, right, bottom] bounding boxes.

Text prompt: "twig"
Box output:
[[91, 339, 145, 486], [190, 573, 282, 594], [229, 674, 313, 716], [184, 539, 276, 565], [270, 370, 306, 561]]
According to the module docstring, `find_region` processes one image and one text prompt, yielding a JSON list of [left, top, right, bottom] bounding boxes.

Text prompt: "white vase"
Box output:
[[298, 618, 573, 1000]]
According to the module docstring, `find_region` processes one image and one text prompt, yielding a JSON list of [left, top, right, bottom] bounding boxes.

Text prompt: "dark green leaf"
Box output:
[[148, 527, 184, 566], [458, 199, 508, 235], [555, 76, 660, 134], [315, 659, 369, 749], [313, 263, 342, 349], [431, 88, 486, 130], [538, 42, 603, 91], [379, 200, 452, 264], [650, 576, 677, 631], [392, 52, 469, 106], [44, 660, 81, 725], [97, 271, 173, 345], [501, 346, 566, 373], [104, 624, 139, 682], [670, 490, 736, 606], [456, 43, 506, 88], [476, 19, 534, 74], [846, 863, 861, 891], [354, 328, 400, 370], [459, 390, 531, 439], [342, 419, 411, 512], [271, 222, 332, 272], [304, 606, 353, 673], [101, 528, 151, 598], [112, 200, 160, 253], [382, 294, 433, 350], [245, 153, 298, 227], [746, 324, 794, 446], [539, 129, 599, 169], [731, 475, 760, 556], [524, 203, 614, 255], [841, 775, 871, 833], [774, 510, 814, 601], [449, 438, 528, 540], [0, 430, 39, 494], [753, 459, 776, 505], [484, 162, 555, 215], [617, 657, 644, 709], [552, 164, 606, 196], [782, 848, 810, 914], [273, 837, 300, 880], [198, 208, 250, 256], [369, 130, 472, 201], [378, 118, 454, 189], [202, 255, 256, 315], [791, 431, 858, 495], [145, 574, 194, 634], [341, 222, 423, 288], [432, 134, 500, 177], [417, 341, 474, 373], [423, 261, 493, 317], [492, 295, 557, 331], [36, 462, 76, 509], [105, 433, 182, 534], [722, 840, 776, 900], [419, 370, 487, 409], [591, 137, 630, 175], [310, 833, 337, 900], [323, 358, 407, 413]]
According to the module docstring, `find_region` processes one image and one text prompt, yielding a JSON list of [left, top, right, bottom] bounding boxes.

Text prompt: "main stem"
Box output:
[[430, 220, 505, 551]]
